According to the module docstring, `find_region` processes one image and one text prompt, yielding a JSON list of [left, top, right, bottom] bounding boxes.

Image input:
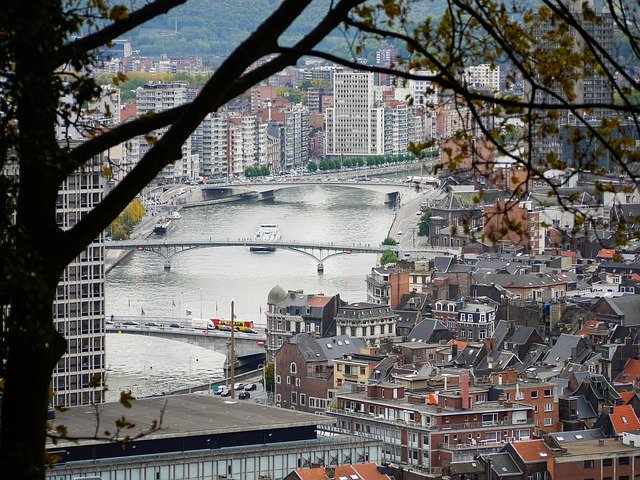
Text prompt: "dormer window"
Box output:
[[290, 362, 297, 374]]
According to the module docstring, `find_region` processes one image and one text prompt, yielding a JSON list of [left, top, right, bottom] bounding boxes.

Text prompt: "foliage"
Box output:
[[381, 236, 398, 245], [264, 362, 275, 393], [109, 199, 146, 240], [307, 161, 318, 172], [244, 165, 271, 177], [418, 208, 431, 237], [380, 250, 398, 265]]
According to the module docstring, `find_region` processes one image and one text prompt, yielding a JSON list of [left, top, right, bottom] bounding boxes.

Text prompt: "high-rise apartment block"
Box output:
[[283, 104, 310, 171], [135, 82, 199, 182], [53, 155, 106, 407], [325, 70, 385, 157]]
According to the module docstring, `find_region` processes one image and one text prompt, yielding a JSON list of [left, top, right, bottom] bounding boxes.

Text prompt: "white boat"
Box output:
[[250, 224, 281, 252], [153, 217, 172, 235], [169, 210, 182, 220]]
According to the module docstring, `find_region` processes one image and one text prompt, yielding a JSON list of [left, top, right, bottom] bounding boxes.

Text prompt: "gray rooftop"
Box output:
[[50, 393, 334, 448]]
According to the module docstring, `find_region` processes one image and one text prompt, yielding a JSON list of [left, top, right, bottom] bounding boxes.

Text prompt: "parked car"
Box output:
[[213, 386, 228, 396], [238, 391, 250, 400], [233, 382, 244, 391], [220, 389, 232, 397], [169, 323, 183, 328], [244, 383, 257, 391], [122, 321, 138, 326], [145, 321, 161, 327]]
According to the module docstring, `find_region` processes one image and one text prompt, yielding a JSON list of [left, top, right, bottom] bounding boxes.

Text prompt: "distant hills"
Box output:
[[123, 0, 448, 61]]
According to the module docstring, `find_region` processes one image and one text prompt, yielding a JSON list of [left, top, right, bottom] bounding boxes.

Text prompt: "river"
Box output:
[[104, 183, 406, 399]]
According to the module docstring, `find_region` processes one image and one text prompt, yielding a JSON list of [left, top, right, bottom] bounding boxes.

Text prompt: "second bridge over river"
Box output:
[[105, 238, 403, 273]]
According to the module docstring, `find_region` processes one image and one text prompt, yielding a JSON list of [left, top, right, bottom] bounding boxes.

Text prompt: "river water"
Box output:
[[104, 183, 404, 399]]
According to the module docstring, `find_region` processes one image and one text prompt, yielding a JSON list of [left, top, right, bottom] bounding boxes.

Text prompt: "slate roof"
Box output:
[[473, 272, 571, 288], [547, 428, 604, 443], [593, 296, 640, 326], [543, 334, 585, 366], [508, 326, 538, 346], [407, 318, 452, 343], [291, 334, 366, 365], [493, 320, 510, 348], [483, 452, 522, 477], [433, 255, 455, 272], [574, 395, 598, 420]]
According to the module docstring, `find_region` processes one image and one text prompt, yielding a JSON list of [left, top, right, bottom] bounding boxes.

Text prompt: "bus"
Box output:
[[211, 318, 255, 332]]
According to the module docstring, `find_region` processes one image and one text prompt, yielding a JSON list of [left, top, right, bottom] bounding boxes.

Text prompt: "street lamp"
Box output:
[[189, 357, 198, 394], [197, 287, 203, 318]]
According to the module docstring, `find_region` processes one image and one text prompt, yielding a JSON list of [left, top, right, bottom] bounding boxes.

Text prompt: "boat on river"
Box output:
[[153, 217, 172, 235], [250, 224, 281, 252]]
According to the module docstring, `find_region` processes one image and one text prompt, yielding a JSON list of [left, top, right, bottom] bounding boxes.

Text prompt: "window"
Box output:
[[619, 456, 630, 466], [603, 458, 613, 467], [544, 417, 553, 426], [287, 376, 291, 384], [290, 362, 297, 374], [584, 460, 594, 468], [291, 392, 297, 404], [544, 403, 553, 412], [544, 388, 553, 397], [300, 393, 306, 406], [530, 390, 538, 399], [276, 375, 281, 384]]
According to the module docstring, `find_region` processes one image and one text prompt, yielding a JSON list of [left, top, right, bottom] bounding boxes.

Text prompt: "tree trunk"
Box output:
[[0, 287, 67, 479]]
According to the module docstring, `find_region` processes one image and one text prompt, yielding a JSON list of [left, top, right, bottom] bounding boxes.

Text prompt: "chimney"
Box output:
[[325, 466, 336, 480], [461, 373, 470, 409]]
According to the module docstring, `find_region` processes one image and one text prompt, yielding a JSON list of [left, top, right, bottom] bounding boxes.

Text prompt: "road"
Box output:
[[390, 186, 444, 256]]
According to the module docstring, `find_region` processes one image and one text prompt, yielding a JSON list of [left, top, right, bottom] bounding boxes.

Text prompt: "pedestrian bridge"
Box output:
[[105, 317, 266, 365], [105, 238, 400, 272]]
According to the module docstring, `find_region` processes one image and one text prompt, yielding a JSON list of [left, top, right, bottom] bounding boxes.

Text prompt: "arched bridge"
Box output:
[[105, 238, 399, 272], [105, 317, 266, 367]]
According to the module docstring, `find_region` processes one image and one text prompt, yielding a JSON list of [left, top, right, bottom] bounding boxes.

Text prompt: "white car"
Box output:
[[233, 382, 244, 391], [397, 230, 403, 236]]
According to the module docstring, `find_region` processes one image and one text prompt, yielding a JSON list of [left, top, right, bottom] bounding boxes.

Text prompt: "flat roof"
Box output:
[[554, 438, 640, 460], [50, 393, 334, 447]]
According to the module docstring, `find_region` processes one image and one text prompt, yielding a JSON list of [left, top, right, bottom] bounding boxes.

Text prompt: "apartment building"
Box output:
[[53, 155, 106, 407], [135, 82, 198, 182], [331, 378, 535, 473], [325, 70, 385, 157], [283, 104, 310, 172], [334, 303, 397, 346]]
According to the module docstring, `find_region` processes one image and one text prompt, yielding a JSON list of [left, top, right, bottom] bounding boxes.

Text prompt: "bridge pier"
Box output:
[[258, 190, 275, 201], [317, 263, 324, 274], [384, 191, 400, 205]]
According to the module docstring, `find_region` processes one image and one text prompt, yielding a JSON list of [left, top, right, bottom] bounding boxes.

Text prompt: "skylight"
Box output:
[[622, 416, 629, 424], [345, 339, 350, 344], [556, 436, 564, 441], [327, 344, 333, 349], [539, 453, 548, 457], [574, 434, 583, 439]]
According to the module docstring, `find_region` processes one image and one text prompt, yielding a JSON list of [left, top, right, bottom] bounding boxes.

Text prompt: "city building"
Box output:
[[325, 70, 384, 157], [334, 303, 397, 345], [46, 394, 383, 480], [197, 112, 229, 179], [274, 333, 366, 412], [265, 286, 342, 362], [283, 104, 310, 172], [366, 266, 410, 308], [135, 82, 199, 182], [53, 154, 107, 407], [331, 377, 535, 473]]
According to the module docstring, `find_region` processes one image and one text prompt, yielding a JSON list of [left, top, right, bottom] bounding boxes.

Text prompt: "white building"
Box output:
[[52, 154, 107, 407], [197, 112, 229, 178], [463, 64, 501, 91], [228, 114, 268, 176], [135, 82, 196, 182], [283, 104, 310, 171], [325, 70, 385, 157]]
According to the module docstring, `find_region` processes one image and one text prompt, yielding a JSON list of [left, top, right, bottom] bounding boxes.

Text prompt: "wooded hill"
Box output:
[[123, 0, 447, 60]]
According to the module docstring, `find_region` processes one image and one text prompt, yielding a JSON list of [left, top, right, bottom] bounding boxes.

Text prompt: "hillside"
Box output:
[[123, 0, 447, 60]]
